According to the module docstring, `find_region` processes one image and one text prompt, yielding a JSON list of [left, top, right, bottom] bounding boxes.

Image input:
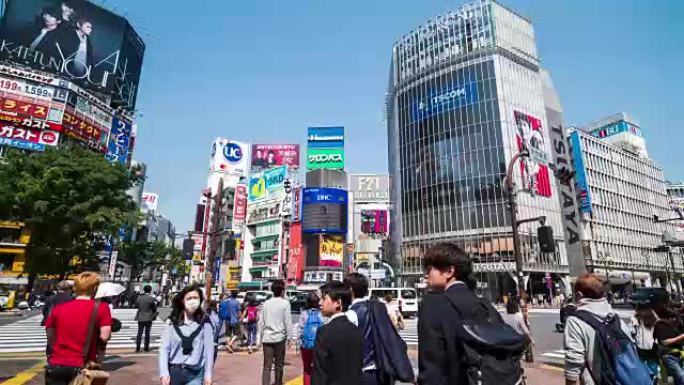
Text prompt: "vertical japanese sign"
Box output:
[[232, 184, 248, 232], [106, 118, 131, 165]]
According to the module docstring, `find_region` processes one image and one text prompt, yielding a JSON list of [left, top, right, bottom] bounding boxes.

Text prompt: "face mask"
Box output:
[[185, 299, 200, 312]]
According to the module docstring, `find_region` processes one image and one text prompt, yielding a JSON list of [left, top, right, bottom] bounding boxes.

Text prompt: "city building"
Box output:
[[568, 115, 678, 289], [348, 174, 392, 286], [0, 221, 30, 288], [386, 0, 568, 300]]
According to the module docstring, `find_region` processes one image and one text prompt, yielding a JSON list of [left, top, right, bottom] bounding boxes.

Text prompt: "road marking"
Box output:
[[1, 361, 44, 385], [540, 364, 565, 372], [285, 376, 303, 385]]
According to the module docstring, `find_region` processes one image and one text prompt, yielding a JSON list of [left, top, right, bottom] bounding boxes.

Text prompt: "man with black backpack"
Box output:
[[564, 274, 651, 385], [417, 243, 529, 385]]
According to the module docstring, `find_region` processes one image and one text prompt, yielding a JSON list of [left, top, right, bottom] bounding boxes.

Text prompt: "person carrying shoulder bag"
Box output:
[[44, 272, 112, 385]]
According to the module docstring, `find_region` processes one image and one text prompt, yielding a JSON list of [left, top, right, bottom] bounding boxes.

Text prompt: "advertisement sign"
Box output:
[[350, 174, 390, 202], [105, 117, 130, 165], [251, 144, 300, 171], [590, 120, 641, 139], [141, 192, 158, 212], [248, 165, 287, 202], [411, 82, 478, 123], [0, 0, 146, 110], [319, 236, 343, 267], [570, 131, 593, 214], [0, 137, 44, 151], [280, 179, 293, 218], [0, 93, 63, 131], [302, 188, 348, 234], [307, 148, 344, 170], [246, 200, 282, 225], [210, 138, 250, 176], [303, 270, 343, 283], [287, 222, 303, 281], [0, 125, 59, 146], [232, 184, 248, 232], [307, 126, 344, 148], [0, 75, 55, 101], [514, 110, 552, 197], [360, 210, 388, 237], [303, 188, 348, 205], [292, 186, 302, 222]]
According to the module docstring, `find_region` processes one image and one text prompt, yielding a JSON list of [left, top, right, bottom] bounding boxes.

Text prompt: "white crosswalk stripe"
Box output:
[[399, 318, 418, 346], [540, 349, 566, 364], [0, 308, 165, 353]]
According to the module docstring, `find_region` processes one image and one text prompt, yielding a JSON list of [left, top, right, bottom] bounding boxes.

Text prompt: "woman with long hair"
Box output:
[[298, 293, 322, 385], [158, 285, 215, 385], [241, 295, 259, 354], [655, 303, 684, 385], [501, 298, 531, 339], [205, 300, 221, 362], [630, 306, 658, 378]]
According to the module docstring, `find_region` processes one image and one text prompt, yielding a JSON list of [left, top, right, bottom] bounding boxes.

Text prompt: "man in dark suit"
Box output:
[[134, 285, 158, 352], [418, 243, 502, 385], [313, 281, 363, 385]]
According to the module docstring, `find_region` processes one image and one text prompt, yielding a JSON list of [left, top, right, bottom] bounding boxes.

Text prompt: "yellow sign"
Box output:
[[319, 236, 343, 267]]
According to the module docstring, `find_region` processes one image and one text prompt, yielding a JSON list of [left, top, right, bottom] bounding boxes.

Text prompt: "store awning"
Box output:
[[251, 234, 279, 243], [237, 281, 268, 290], [251, 249, 278, 258]]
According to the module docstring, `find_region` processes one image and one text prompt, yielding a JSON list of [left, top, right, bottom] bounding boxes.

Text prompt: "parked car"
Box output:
[[367, 288, 419, 318], [629, 287, 668, 308], [287, 290, 308, 312]]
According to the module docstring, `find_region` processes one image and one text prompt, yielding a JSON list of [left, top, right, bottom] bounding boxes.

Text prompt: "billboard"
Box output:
[[0, 124, 59, 147], [292, 186, 302, 222], [307, 147, 344, 170], [287, 222, 304, 281], [514, 110, 552, 197], [360, 210, 388, 237], [280, 179, 293, 218], [307, 126, 344, 148], [246, 200, 282, 225], [105, 117, 130, 165], [248, 165, 287, 202], [0, 92, 64, 132], [232, 184, 248, 231], [251, 144, 300, 172], [0, 0, 146, 110], [141, 192, 158, 212], [210, 138, 250, 176], [590, 120, 641, 139], [319, 235, 344, 267], [570, 131, 593, 214], [411, 81, 478, 123], [350, 174, 389, 202], [302, 188, 348, 234]]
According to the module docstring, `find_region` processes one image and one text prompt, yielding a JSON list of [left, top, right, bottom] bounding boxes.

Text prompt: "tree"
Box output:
[[119, 240, 182, 288], [0, 145, 141, 287]]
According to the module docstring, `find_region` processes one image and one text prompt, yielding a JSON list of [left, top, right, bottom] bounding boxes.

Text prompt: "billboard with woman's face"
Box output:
[[0, 0, 145, 110]]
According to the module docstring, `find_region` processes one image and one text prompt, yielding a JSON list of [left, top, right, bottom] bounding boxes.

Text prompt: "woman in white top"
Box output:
[[501, 299, 531, 340], [383, 294, 404, 330]]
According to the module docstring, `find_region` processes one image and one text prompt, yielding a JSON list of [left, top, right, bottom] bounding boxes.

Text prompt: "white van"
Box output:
[[367, 288, 419, 318]]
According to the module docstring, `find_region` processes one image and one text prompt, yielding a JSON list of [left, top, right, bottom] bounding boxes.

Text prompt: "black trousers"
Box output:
[[136, 321, 153, 351], [361, 370, 384, 385], [45, 365, 80, 385], [262, 340, 286, 385]]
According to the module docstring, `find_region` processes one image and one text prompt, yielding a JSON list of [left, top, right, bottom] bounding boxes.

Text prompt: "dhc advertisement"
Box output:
[[570, 131, 592, 214], [411, 81, 478, 123], [302, 188, 348, 234]]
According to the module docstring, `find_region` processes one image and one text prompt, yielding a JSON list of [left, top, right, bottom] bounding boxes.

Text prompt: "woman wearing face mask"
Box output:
[[159, 285, 214, 385]]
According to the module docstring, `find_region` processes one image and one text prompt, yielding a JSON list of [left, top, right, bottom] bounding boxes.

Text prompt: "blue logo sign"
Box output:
[[303, 188, 348, 205], [570, 131, 592, 214], [223, 142, 243, 163], [106, 118, 131, 165], [0, 137, 45, 151], [411, 81, 478, 123], [307, 127, 345, 148]]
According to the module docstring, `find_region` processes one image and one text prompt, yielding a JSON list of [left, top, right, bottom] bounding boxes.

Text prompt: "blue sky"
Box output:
[[108, 0, 684, 234]]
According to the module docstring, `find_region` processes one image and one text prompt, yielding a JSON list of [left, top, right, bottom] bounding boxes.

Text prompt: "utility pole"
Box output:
[[205, 178, 224, 299]]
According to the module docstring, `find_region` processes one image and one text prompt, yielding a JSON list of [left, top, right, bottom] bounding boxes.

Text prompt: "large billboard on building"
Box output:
[[514, 110, 552, 197], [246, 200, 282, 225], [360, 210, 388, 237], [302, 188, 347, 234], [570, 131, 593, 214], [307, 126, 344, 148], [307, 148, 344, 170], [210, 138, 250, 176], [251, 144, 300, 172], [411, 82, 478, 123], [350, 174, 389, 202], [0, 0, 145, 110], [590, 120, 641, 139], [105, 117, 130, 165], [248, 165, 287, 202], [319, 235, 343, 267]]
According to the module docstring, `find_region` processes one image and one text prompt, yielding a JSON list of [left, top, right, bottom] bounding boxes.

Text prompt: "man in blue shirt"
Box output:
[[219, 291, 241, 352]]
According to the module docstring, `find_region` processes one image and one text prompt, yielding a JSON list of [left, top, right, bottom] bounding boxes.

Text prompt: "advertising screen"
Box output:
[[251, 144, 300, 172], [319, 235, 343, 267], [302, 188, 347, 234], [307, 126, 344, 148], [210, 138, 250, 176], [514, 110, 552, 197], [360, 210, 388, 237], [411, 81, 478, 123], [105, 117, 130, 165], [248, 165, 287, 202], [307, 147, 344, 170], [0, 0, 146, 110]]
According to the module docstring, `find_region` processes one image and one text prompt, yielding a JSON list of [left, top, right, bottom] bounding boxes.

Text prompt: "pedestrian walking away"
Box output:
[[158, 284, 215, 385], [44, 272, 112, 385], [205, 300, 222, 362], [258, 280, 292, 385], [502, 298, 532, 340], [42, 280, 73, 326], [344, 273, 414, 385], [242, 295, 259, 353], [312, 280, 363, 385], [564, 274, 651, 385], [417, 243, 528, 385], [654, 302, 684, 385], [135, 284, 159, 352], [219, 291, 241, 353], [298, 292, 323, 385], [629, 306, 659, 379]]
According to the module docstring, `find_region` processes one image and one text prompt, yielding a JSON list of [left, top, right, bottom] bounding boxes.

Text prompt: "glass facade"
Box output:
[[387, 0, 567, 283]]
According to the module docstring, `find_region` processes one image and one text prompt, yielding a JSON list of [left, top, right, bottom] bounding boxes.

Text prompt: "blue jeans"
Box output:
[[663, 354, 684, 385], [247, 322, 257, 346]]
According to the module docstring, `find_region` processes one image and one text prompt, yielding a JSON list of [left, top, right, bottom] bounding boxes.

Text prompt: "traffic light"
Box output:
[[538, 225, 556, 253]]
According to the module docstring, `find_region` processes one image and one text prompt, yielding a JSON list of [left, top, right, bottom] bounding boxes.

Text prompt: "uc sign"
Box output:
[[223, 142, 243, 163]]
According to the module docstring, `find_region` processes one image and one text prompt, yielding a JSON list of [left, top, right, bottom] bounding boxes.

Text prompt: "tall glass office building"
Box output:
[[386, 0, 568, 299]]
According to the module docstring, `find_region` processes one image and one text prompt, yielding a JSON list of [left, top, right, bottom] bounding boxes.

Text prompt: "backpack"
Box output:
[[247, 305, 258, 323], [571, 310, 652, 385], [301, 309, 323, 349], [219, 300, 230, 320], [445, 293, 529, 385], [366, 299, 415, 383]]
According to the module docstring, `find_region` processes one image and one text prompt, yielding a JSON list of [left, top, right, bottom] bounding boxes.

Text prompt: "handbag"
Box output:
[[69, 300, 110, 385]]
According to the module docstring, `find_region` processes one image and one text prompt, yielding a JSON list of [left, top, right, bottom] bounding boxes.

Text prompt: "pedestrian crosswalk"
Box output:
[[540, 349, 565, 364], [0, 308, 166, 354], [399, 318, 418, 346]]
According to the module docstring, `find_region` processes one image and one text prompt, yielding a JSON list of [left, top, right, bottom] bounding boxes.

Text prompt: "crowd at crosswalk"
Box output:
[[0, 309, 165, 354]]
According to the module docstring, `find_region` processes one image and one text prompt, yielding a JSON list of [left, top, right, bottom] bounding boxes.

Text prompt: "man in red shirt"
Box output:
[[45, 272, 112, 385]]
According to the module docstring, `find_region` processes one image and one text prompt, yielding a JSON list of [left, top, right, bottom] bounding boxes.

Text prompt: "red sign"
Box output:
[[287, 222, 304, 282], [251, 144, 300, 171], [0, 125, 59, 146], [0, 96, 63, 131], [233, 184, 248, 221], [63, 108, 103, 142]]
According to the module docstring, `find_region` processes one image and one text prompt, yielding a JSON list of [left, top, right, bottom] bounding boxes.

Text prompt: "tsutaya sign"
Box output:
[[473, 262, 516, 273]]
